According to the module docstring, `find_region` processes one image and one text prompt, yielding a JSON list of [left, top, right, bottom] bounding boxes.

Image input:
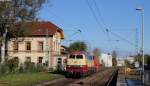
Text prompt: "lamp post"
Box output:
[[136, 7, 144, 84]]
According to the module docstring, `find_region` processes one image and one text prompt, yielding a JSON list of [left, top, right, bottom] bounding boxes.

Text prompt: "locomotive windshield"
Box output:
[[69, 55, 75, 59], [76, 55, 83, 59], [69, 55, 83, 59]]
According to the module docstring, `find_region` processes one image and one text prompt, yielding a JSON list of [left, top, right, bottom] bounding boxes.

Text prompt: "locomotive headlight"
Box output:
[[79, 65, 83, 67], [67, 65, 70, 67]]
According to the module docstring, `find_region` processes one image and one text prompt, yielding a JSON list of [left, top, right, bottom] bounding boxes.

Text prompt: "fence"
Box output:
[[144, 70, 150, 86]]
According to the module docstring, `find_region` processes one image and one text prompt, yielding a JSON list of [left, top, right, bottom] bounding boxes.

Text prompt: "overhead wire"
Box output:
[[91, 0, 137, 50], [85, 0, 114, 52], [92, 0, 107, 28], [92, 0, 114, 51], [107, 29, 136, 47], [46, 10, 83, 42], [85, 0, 105, 33]]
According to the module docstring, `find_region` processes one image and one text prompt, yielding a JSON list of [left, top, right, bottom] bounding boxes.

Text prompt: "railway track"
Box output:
[[34, 68, 115, 86], [66, 69, 112, 86]]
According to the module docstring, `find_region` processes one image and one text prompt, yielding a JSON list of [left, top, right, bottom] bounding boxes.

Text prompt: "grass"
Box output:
[[0, 72, 64, 86]]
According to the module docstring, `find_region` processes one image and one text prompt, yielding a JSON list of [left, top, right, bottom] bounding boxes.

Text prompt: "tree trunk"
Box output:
[[0, 28, 7, 64]]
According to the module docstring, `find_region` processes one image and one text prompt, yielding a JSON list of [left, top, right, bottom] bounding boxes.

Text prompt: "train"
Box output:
[[66, 51, 100, 77]]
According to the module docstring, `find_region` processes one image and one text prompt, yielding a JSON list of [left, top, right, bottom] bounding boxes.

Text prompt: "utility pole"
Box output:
[[136, 7, 144, 84], [45, 29, 51, 68], [125, 56, 127, 77], [135, 28, 139, 54]]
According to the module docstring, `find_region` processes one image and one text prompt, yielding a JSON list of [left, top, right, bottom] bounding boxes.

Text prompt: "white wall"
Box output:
[[7, 37, 48, 63], [100, 53, 112, 67], [117, 58, 125, 66], [126, 56, 134, 63], [7, 32, 62, 69], [117, 56, 135, 67]]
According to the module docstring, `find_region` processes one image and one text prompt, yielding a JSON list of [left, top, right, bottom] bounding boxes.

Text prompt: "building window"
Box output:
[[57, 58, 62, 64], [26, 41, 31, 51], [25, 57, 31, 62], [38, 57, 43, 63], [13, 41, 18, 52], [38, 41, 43, 52]]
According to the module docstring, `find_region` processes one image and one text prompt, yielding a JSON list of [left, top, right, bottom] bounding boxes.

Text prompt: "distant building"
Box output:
[[126, 56, 134, 63], [7, 21, 64, 70], [117, 56, 135, 66], [117, 57, 125, 66], [100, 53, 112, 67], [56, 45, 68, 71], [60, 45, 68, 55]]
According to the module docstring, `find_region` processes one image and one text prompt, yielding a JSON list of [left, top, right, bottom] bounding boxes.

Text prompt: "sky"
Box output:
[[38, 0, 150, 56]]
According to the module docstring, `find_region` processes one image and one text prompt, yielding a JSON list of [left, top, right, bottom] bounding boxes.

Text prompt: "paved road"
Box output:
[[117, 74, 144, 86], [117, 75, 128, 86], [126, 79, 143, 86]]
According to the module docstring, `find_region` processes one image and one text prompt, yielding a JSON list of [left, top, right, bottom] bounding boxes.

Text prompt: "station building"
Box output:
[[7, 21, 64, 69]]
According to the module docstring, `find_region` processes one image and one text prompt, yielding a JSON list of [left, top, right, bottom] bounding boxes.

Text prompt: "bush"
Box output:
[[19, 63, 24, 73], [0, 58, 19, 75], [24, 62, 47, 72], [0, 59, 47, 75], [36, 63, 47, 72], [0, 63, 9, 75], [24, 62, 38, 72], [6, 58, 19, 73]]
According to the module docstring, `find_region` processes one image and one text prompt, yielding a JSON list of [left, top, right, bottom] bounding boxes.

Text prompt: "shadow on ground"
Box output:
[[49, 71, 82, 79], [49, 71, 67, 76]]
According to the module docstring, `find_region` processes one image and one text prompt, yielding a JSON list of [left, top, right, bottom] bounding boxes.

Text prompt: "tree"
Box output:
[[93, 48, 101, 57], [144, 55, 150, 65], [112, 51, 117, 67], [0, 0, 46, 37], [124, 59, 130, 66], [101, 59, 105, 67], [124, 59, 134, 68], [93, 48, 101, 62], [146, 55, 150, 65], [0, 0, 46, 63], [134, 54, 150, 65], [68, 41, 87, 53]]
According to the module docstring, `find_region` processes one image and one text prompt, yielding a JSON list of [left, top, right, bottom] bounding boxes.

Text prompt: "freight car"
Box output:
[[66, 51, 100, 77]]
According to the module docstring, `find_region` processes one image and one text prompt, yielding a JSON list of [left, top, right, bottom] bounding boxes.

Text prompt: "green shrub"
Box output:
[[6, 58, 19, 73], [19, 63, 24, 73], [0, 57, 19, 75], [0, 59, 47, 75], [24, 62, 47, 72], [36, 63, 45, 72], [24, 62, 36, 72], [0, 63, 9, 75]]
